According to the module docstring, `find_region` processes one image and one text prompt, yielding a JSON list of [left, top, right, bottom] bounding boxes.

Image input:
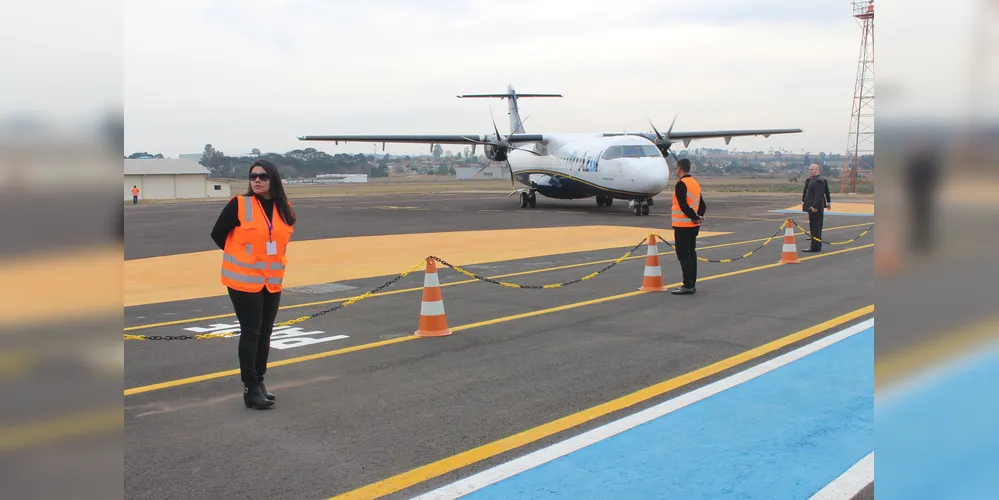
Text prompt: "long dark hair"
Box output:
[[246, 159, 296, 226]]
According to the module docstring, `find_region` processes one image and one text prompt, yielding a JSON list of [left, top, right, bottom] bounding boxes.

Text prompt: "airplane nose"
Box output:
[[650, 159, 670, 191]]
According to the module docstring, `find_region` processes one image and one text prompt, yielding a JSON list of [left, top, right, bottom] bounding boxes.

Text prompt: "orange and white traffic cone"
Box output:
[[779, 219, 800, 264], [415, 257, 452, 337], [639, 234, 668, 292]]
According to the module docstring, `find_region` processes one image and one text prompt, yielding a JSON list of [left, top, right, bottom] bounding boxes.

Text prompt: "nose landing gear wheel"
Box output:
[[520, 191, 538, 209]]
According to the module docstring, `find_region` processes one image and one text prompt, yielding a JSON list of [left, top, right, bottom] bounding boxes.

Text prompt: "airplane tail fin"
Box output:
[[458, 85, 561, 135]]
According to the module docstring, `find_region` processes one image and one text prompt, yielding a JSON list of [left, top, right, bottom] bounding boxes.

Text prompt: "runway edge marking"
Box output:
[[124, 244, 873, 397], [808, 452, 874, 500], [326, 305, 875, 500], [411, 318, 875, 500]]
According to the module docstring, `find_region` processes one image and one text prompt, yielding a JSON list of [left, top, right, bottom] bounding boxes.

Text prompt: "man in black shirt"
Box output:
[[671, 159, 707, 294], [802, 164, 831, 252]]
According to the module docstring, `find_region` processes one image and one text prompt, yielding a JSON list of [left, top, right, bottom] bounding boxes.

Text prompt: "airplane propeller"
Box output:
[[648, 114, 680, 161], [462, 108, 542, 159], [467, 108, 539, 186]]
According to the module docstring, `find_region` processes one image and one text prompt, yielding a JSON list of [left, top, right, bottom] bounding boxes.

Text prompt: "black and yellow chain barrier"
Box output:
[[790, 220, 874, 246], [124, 218, 874, 341], [431, 237, 649, 289], [655, 222, 786, 264], [123, 259, 427, 341]]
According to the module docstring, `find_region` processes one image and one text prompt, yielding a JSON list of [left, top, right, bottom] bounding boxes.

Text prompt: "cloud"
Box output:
[[123, 0, 867, 157]]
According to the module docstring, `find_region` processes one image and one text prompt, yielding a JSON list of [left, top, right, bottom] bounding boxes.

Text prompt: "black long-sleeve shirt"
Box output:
[[675, 175, 706, 222], [211, 195, 275, 249]]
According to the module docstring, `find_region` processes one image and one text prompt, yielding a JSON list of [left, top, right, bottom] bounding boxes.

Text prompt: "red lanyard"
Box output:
[[254, 196, 274, 241]]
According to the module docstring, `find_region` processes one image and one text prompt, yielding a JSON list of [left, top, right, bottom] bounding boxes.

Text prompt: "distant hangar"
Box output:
[[124, 159, 234, 201]]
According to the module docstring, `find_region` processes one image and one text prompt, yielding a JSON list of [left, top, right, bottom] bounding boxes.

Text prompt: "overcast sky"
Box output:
[[117, 0, 982, 158]]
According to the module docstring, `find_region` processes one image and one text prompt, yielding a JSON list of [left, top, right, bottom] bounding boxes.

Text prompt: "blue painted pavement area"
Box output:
[[453, 324, 874, 499], [877, 340, 999, 500]]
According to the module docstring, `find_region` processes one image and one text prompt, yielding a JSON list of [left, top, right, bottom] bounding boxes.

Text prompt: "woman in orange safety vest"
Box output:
[[210, 159, 296, 409]]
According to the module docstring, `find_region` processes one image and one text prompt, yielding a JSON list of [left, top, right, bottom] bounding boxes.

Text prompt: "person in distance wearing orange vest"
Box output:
[[670, 158, 706, 295], [210, 159, 296, 409], [131, 185, 139, 204]]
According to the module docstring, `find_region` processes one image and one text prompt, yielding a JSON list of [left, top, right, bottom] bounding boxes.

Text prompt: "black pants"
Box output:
[[808, 209, 824, 251], [228, 287, 282, 385], [673, 226, 700, 289]]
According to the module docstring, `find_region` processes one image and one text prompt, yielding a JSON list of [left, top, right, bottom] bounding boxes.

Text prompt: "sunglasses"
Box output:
[[249, 173, 270, 181]]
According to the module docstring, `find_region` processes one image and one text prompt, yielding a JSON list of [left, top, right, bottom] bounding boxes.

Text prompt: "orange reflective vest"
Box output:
[[132, 187, 139, 196], [671, 175, 703, 228], [220, 195, 294, 293]]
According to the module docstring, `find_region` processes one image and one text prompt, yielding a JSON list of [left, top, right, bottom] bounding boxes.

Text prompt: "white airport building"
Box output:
[[124, 159, 233, 201]]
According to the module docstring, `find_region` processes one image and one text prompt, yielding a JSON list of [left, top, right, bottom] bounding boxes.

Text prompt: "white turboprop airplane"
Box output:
[[298, 85, 802, 216]]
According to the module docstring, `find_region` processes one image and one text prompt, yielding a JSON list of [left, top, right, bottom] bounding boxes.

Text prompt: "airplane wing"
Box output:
[[603, 128, 802, 146], [297, 134, 545, 145]]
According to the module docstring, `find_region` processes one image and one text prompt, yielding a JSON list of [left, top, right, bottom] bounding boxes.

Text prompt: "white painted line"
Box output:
[[411, 318, 875, 500], [808, 452, 874, 499]]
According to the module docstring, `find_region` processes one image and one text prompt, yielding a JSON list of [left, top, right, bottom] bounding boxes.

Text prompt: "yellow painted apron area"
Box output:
[[781, 202, 875, 215], [125, 226, 729, 307], [0, 245, 122, 330]]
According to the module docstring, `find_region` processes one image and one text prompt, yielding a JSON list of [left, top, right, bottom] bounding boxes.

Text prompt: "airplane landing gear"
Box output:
[[596, 196, 614, 207], [631, 198, 652, 216], [519, 191, 537, 208]]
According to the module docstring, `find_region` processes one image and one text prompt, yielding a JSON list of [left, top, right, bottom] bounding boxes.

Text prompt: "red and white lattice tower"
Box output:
[[842, 0, 875, 194]]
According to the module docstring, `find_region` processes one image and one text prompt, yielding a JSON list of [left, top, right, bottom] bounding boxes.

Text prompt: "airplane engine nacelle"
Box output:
[[484, 144, 509, 162]]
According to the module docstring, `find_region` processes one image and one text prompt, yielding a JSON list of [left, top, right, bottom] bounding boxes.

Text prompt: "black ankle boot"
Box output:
[[258, 378, 275, 401], [243, 384, 274, 409]]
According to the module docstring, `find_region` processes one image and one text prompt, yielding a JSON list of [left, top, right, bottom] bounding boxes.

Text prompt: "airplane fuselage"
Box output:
[[506, 133, 671, 201]]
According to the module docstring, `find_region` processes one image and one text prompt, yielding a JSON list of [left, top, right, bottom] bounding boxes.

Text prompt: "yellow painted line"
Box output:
[[124, 336, 414, 396], [124, 243, 872, 396], [707, 215, 787, 222], [123, 222, 872, 332], [0, 407, 121, 454], [328, 304, 875, 499]]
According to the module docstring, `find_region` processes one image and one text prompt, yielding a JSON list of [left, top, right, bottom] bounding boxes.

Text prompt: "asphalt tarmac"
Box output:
[[123, 191, 875, 499]]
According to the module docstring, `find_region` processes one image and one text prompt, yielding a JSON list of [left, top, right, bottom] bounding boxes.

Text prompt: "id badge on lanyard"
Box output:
[[256, 197, 278, 256]]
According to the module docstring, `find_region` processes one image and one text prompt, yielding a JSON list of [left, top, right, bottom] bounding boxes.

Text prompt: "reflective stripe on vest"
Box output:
[[671, 176, 702, 227]]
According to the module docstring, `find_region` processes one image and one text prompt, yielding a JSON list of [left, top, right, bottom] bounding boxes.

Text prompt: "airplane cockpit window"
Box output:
[[619, 145, 663, 157], [601, 145, 662, 159], [601, 146, 622, 160]]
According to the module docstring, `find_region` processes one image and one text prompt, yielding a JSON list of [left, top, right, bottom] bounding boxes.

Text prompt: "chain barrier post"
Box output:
[[639, 233, 668, 292], [414, 257, 452, 337], [779, 219, 800, 264]]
